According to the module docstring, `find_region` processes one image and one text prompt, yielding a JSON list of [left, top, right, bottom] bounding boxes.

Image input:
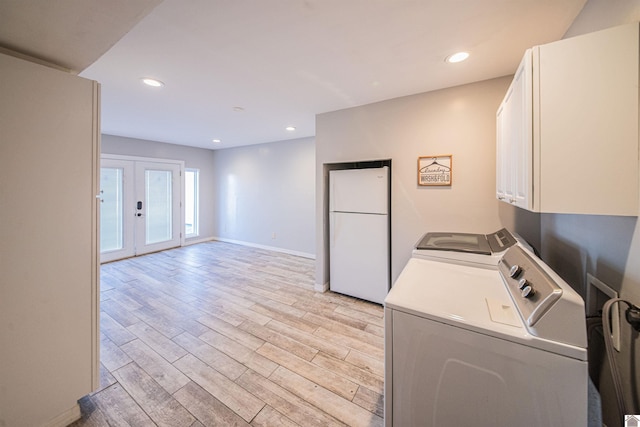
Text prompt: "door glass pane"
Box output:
[[145, 169, 172, 244], [100, 167, 124, 252]]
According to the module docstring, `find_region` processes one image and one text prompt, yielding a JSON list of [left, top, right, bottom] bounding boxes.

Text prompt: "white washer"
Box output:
[[384, 245, 588, 427]]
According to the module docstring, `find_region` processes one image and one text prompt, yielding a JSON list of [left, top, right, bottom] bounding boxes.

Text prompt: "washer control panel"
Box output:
[[498, 246, 562, 328]]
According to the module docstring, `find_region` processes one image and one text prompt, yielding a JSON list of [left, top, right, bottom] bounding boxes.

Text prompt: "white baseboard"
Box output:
[[315, 281, 329, 292], [45, 403, 81, 427], [212, 237, 315, 259], [184, 236, 216, 246]]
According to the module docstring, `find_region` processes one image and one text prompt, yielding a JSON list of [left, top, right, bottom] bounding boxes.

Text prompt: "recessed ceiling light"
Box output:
[[285, 126, 296, 132], [212, 139, 221, 143], [446, 52, 470, 63], [141, 77, 164, 87]]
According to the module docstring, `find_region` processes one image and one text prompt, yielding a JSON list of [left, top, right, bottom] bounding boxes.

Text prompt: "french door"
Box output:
[[100, 156, 183, 263]]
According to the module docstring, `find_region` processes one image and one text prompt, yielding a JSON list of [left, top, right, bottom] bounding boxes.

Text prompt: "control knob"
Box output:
[[521, 285, 535, 299], [509, 265, 522, 278], [517, 278, 529, 290]]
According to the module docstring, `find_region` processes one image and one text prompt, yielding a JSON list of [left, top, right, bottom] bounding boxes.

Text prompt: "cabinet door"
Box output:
[[496, 49, 533, 209], [496, 101, 509, 201], [536, 23, 639, 215]]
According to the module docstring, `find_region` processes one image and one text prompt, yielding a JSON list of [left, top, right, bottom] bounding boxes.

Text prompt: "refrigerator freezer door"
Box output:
[[330, 167, 388, 214], [330, 211, 389, 304]]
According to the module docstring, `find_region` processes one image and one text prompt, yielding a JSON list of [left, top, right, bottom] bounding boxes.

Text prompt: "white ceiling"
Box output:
[[0, 0, 163, 72], [2, 0, 587, 150]]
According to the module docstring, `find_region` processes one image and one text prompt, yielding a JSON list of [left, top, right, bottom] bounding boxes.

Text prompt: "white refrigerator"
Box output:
[[329, 166, 390, 304]]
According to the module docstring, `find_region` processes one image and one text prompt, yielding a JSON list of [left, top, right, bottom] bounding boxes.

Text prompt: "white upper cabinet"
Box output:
[[497, 49, 533, 209], [497, 23, 639, 216]]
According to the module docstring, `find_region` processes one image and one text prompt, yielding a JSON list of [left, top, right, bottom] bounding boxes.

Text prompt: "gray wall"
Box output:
[[532, 2, 640, 425], [211, 137, 315, 258], [315, 77, 539, 290], [102, 134, 217, 244]]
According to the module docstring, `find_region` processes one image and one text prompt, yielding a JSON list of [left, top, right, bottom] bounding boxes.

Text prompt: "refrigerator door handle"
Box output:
[[329, 213, 335, 248]]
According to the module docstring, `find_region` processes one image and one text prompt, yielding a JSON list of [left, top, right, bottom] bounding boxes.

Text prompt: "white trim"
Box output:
[[184, 236, 216, 246], [102, 153, 184, 165], [91, 82, 100, 390], [44, 403, 81, 427], [179, 164, 185, 246], [315, 281, 329, 293], [213, 237, 315, 259], [586, 273, 620, 352]]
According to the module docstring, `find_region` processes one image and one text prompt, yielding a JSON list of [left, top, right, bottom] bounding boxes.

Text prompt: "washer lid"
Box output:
[[415, 232, 491, 255]]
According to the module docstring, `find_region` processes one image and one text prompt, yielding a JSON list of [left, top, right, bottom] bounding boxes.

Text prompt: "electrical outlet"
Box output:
[[586, 273, 620, 351], [271, 232, 276, 240]]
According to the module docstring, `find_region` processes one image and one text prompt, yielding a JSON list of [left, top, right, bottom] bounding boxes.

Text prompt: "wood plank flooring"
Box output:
[[71, 241, 384, 427]]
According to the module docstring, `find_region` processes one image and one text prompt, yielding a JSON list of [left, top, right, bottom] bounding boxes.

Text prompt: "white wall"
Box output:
[[315, 77, 535, 290], [564, 0, 640, 38], [212, 137, 316, 258], [526, 2, 640, 425], [102, 134, 217, 244], [0, 52, 98, 427]]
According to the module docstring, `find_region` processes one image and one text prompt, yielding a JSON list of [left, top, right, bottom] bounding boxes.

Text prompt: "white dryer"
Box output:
[[384, 244, 588, 426]]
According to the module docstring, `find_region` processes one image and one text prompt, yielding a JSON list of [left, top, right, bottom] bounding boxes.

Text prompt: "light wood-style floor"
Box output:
[[71, 241, 384, 427]]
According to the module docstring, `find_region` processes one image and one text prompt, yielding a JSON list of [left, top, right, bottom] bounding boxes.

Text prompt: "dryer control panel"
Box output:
[[499, 246, 562, 328], [498, 245, 586, 348]]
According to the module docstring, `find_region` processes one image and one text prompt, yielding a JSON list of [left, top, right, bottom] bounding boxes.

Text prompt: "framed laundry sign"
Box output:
[[418, 155, 452, 186]]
